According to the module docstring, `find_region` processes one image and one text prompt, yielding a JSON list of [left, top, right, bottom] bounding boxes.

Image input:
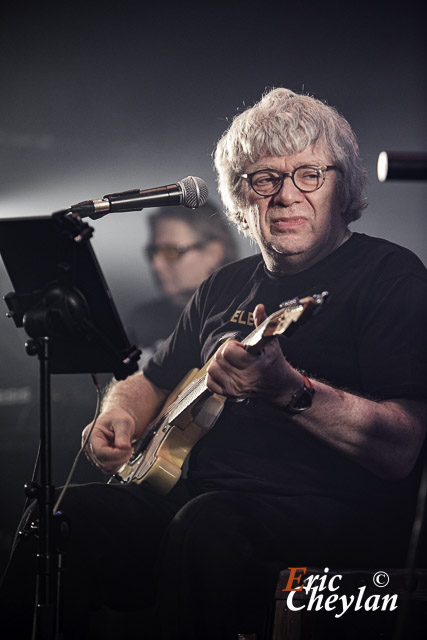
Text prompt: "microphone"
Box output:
[[377, 152, 427, 182], [70, 176, 209, 219]]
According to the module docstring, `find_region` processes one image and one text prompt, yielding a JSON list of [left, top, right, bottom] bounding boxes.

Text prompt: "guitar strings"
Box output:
[[155, 312, 280, 425], [168, 375, 207, 418]]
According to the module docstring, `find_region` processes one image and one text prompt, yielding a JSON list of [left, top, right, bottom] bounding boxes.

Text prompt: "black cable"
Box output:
[[0, 374, 102, 587], [53, 374, 102, 514]]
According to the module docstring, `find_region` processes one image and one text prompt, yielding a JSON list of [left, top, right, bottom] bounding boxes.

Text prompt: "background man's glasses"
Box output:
[[145, 242, 206, 262], [241, 165, 338, 196]]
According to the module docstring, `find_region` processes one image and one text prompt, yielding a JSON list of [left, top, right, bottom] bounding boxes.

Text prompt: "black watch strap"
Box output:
[[285, 375, 315, 413]]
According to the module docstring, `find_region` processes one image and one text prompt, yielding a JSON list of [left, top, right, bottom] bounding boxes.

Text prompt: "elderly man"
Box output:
[[2, 88, 426, 639]]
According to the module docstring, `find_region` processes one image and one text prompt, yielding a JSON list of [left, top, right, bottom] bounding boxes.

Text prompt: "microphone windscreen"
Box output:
[[179, 176, 209, 208]]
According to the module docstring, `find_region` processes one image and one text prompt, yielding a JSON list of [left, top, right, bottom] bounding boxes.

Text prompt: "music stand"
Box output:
[[0, 210, 141, 639]]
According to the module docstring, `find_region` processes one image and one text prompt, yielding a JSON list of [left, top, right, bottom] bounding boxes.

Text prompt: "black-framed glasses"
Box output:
[[145, 242, 206, 262], [240, 165, 338, 196]]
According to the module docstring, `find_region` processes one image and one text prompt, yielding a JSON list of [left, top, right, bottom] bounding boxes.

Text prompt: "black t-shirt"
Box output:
[[143, 233, 427, 507], [126, 298, 184, 367]]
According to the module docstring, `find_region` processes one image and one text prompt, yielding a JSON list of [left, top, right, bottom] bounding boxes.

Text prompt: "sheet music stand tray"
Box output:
[[0, 210, 141, 639]]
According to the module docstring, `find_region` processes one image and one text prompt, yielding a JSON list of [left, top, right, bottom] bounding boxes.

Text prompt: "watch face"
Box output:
[[293, 391, 312, 409], [287, 383, 315, 413]]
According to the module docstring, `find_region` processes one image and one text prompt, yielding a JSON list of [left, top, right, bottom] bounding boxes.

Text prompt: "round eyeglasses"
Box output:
[[240, 165, 338, 197], [145, 242, 205, 262]]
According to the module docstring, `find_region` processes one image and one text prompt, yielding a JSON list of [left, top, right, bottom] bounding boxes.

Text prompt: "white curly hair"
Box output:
[[213, 88, 367, 234]]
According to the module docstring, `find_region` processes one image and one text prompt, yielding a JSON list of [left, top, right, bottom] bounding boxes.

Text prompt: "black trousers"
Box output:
[[0, 479, 414, 640]]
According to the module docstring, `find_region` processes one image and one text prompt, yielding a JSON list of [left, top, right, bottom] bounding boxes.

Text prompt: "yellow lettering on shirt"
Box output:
[[230, 309, 255, 326]]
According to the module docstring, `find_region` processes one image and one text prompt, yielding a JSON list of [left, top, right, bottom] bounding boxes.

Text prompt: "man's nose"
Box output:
[[272, 176, 304, 206], [151, 252, 169, 273]]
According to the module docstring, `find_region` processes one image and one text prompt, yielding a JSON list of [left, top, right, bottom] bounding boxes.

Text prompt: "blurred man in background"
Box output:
[[126, 201, 239, 363]]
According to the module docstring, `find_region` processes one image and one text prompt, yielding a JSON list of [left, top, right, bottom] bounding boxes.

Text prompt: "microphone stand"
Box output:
[[0, 210, 141, 639], [24, 336, 56, 639]]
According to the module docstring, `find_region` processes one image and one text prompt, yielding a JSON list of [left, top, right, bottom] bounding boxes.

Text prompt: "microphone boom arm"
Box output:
[[70, 176, 208, 219]]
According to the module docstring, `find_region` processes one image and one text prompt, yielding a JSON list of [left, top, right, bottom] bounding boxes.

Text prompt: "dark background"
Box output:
[[0, 3, 425, 572]]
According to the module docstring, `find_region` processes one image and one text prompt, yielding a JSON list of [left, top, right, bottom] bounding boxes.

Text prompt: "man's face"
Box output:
[[149, 218, 223, 304], [243, 145, 347, 273]]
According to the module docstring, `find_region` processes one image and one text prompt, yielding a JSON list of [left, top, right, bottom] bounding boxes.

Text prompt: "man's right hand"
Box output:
[[82, 407, 136, 474]]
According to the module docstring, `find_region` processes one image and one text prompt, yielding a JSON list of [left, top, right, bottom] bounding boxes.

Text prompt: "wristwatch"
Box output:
[[285, 375, 315, 413]]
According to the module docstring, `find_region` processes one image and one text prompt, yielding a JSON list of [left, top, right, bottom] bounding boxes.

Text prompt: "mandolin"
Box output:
[[114, 292, 327, 493]]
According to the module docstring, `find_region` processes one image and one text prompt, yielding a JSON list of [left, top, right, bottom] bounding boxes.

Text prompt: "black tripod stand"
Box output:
[[0, 211, 140, 639]]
